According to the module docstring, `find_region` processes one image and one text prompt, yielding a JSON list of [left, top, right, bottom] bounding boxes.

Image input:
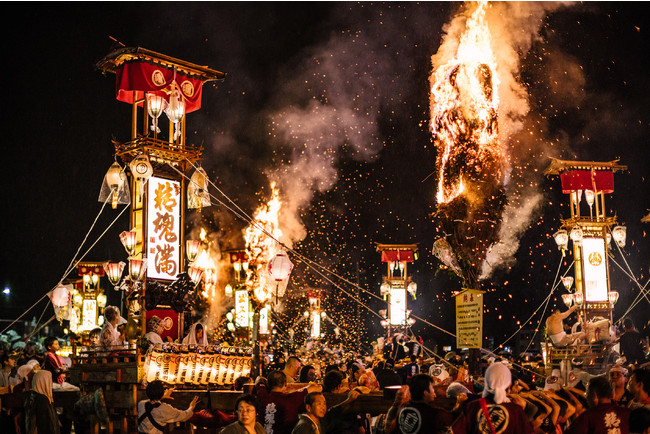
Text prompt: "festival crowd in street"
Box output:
[[1, 315, 650, 434]]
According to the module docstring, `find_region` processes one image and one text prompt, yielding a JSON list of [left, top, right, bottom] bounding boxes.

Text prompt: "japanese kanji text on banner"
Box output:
[[147, 177, 181, 280], [455, 289, 484, 349]]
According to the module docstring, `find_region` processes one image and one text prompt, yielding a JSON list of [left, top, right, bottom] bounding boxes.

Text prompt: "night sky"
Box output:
[[1, 2, 648, 353]]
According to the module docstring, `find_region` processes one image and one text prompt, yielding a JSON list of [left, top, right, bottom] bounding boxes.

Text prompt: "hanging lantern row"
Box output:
[[562, 291, 618, 309], [553, 225, 626, 251], [99, 158, 211, 216]]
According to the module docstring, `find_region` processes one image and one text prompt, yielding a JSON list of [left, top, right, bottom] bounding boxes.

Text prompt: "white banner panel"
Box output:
[[235, 289, 250, 328], [147, 177, 181, 280], [311, 311, 321, 338], [582, 237, 608, 301], [389, 288, 407, 325], [81, 299, 98, 331]]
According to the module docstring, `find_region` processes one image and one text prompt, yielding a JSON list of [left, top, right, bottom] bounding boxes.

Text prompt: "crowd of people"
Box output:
[[129, 353, 650, 434], [1, 312, 650, 433]]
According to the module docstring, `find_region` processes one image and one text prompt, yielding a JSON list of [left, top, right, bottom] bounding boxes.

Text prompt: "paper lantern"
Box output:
[[188, 267, 203, 286], [186, 240, 201, 264], [612, 226, 626, 248], [51, 284, 71, 307], [146, 92, 167, 133], [129, 259, 145, 281], [187, 167, 211, 210], [561, 276, 574, 291], [561, 294, 573, 309], [165, 88, 185, 141], [570, 225, 583, 244], [120, 230, 137, 257], [553, 230, 569, 251], [608, 291, 619, 305], [574, 292, 584, 306], [104, 262, 125, 287], [268, 251, 293, 281]]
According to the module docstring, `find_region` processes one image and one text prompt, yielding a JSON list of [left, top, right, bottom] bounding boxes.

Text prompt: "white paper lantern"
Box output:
[[268, 251, 293, 281], [51, 284, 71, 307]]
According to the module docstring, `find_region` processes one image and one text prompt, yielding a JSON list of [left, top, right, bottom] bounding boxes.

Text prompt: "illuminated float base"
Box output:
[[143, 345, 253, 386]]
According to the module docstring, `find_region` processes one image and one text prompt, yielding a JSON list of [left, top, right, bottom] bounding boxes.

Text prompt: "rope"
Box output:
[[1, 194, 129, 335]]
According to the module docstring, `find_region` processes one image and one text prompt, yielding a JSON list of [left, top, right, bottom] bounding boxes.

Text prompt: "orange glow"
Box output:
[[244, 181, 284, 302]]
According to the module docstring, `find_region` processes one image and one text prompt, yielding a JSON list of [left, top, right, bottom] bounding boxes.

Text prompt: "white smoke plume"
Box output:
[[264, 4, 446, 248]]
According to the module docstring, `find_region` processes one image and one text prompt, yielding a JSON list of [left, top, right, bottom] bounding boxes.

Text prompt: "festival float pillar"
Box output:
[[545, 159, 627, 342], [376, 244, 418, 339], [96, 47, 225, 338]]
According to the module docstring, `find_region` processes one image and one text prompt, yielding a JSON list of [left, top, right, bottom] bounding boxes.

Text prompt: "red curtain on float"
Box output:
[[559, 169, 615, 194], [381, 250, 415, 263], [115, 60, 204, 113]]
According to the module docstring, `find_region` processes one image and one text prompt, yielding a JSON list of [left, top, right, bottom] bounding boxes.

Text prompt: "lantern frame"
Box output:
[[120, 230, 138, 257], [186, 239, 201, 264], [188, 267, 203, 286], [104, 262, 125, 287]]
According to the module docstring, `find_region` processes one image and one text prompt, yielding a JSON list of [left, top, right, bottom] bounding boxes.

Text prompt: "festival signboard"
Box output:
[[147, 177, 181, 281], [582, 237, 608, 301], [235, 289, 250, 328], [454, 288, 483, 349]]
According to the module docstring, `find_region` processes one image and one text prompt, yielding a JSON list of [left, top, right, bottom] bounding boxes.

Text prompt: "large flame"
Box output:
[[431, 0, 503, 204], [244, 181, 284, 302], [193, 229, 219, 299], [430, 1, 506, 288]]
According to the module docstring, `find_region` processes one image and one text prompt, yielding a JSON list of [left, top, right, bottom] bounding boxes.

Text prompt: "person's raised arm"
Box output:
[[558, 305, 577, 320]]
